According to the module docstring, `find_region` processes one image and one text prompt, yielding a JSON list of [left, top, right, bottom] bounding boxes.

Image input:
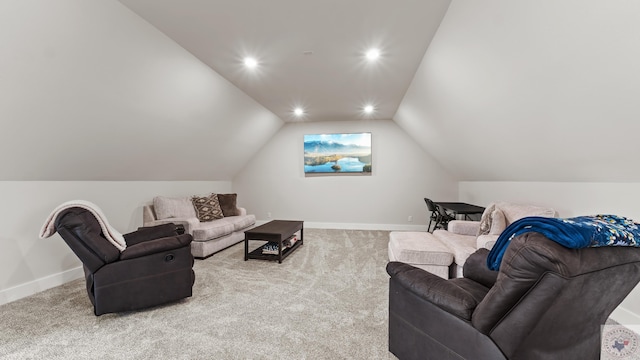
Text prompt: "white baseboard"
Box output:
[[610, 306, 640, 325], [0, 266, 83, 306], [255, 220, 427, 231]]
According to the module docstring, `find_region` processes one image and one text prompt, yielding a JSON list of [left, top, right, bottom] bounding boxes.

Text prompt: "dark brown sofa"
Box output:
[[55, 207, 195, 316], [387, 232, 640, 359]]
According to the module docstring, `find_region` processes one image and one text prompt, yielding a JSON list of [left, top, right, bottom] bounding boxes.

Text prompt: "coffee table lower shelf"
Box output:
[[246, 240, 302, 263]]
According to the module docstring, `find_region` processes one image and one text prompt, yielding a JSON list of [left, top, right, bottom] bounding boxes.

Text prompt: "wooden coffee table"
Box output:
[[244, 220, 304, 263]]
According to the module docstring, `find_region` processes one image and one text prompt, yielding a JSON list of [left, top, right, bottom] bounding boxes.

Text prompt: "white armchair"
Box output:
[[433, 202, 558, 277]]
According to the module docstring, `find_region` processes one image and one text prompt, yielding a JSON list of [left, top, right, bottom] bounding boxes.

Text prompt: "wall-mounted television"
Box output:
[[304, 132, 372, 175]]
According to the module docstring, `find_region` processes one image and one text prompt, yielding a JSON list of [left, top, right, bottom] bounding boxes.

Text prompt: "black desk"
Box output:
[[436, 202, 485, 220]]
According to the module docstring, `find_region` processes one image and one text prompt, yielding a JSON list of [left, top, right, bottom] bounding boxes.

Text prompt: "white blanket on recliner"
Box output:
[[39, 200, 126, 251]]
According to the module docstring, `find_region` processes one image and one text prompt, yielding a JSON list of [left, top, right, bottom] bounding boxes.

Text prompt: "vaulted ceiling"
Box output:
[[117, 0, 640, 182], [118, 0, 452, 122], [3, 1, 640, 182]]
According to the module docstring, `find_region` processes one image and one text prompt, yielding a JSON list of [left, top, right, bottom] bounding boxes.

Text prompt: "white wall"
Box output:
[[395, 0, 640, 182], [459, 181, 640, 324], [0, 0, 282, 306], [233, 120, 458, 230], [0, 0, 283, 181], [0, 181, 232, 305]]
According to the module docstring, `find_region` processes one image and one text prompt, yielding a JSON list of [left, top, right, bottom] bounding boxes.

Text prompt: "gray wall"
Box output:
[[0, 181, 231, 304], [233, 120, 458, 229]]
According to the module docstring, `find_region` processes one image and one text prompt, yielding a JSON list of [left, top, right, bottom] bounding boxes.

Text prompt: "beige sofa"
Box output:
[[388, 202, 558, 279], [143, 194, 256, 259], [432, 202, 558, 277]]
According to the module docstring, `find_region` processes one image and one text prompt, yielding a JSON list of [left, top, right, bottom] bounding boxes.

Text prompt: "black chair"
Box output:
[[54, 207, 195, 315], [424, 198, 456, 232], [387, 232, 640, 359]]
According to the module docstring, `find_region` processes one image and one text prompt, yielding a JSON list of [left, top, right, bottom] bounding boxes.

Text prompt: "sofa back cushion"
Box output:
[[217, 193, 241, 217], [153, 196, 197, 220], [477, 202, 556, 237], [497, 202, 557, 225]]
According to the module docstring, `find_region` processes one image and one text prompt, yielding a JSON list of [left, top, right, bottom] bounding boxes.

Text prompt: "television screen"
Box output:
[[304, 133, 372, 174]]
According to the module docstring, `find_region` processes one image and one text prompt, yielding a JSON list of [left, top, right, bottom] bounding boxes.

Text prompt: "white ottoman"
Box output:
[[388, 231, 454, 279]]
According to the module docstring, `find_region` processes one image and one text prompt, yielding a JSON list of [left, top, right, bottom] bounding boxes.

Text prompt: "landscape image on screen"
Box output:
[[304, 133, 372, 174]]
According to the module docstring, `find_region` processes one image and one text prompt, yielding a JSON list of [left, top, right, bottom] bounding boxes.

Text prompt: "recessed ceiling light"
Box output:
[[364, 105, 375, 114], [294, 107, 304, 116], [243, 57, 258, 68], [365, 48, 380, 61]]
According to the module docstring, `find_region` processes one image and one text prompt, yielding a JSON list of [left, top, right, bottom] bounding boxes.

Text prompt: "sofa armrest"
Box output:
[[238, 207, 247, 216], [386, 261, 481, 320], [143, 217, 199, 235], [463, 249, 498, 288], [142, 205, 157, 225], [448, 220, 480, 236], [120, 234, 192, 260]]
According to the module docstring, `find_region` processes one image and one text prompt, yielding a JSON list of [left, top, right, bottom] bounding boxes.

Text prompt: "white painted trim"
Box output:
[[254, 220, 427, 231], [0, 266, 83, 306], [304, 222, 427, 231], [611, 306, 640, 325]]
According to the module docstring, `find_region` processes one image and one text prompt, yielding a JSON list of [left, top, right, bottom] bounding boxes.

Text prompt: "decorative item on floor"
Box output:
[[303, 132, 372, 175], [143, 193, 256, 259], [387, 230, 640, 359], [40, 200, 195, 316]]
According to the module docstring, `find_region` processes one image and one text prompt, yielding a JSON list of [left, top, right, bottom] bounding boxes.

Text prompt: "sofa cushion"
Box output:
[[191, 221, 235, 242], [477, 202, 556, 236], [433, 230, 477, 265], [217, 193, 241, 217], [153, 196, 197, 220], [497, 202, 557, 224], [388, 232, 453, 266], [227, 214, 256, 231], [191, 194, 223, 221], [477, 234, 499, 250]]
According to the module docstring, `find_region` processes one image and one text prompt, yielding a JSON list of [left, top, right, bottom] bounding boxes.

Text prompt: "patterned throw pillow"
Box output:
[[191, 194, 223, 222]]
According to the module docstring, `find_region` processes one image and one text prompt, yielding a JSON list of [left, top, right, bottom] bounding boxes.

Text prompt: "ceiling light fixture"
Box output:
[[294, 107, 304, 116], [243, 57, 258, 68], [364, 105, 375, 114], [365, 48, 380, 61]]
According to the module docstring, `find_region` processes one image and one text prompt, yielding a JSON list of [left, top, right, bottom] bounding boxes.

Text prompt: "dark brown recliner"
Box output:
[[387, 232, 640, 360], [54, 207, 195, 316]]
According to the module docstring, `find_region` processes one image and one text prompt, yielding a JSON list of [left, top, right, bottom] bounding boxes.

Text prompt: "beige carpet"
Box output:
[[0, 229, 395, 359]]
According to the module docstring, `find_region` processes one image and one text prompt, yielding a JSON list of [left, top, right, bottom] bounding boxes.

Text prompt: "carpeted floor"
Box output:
[[0, 229, 395, 359]]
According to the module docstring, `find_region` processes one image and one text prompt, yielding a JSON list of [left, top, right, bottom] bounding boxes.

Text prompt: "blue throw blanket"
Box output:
[[487, 214, 640, 270]]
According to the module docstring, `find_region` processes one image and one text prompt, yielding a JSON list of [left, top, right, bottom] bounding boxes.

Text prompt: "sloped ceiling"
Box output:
[[117, 0, 452, 122], [0, 0, 283, 181], [395, 0, 640, 182], [4, 0, 640, 182]]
